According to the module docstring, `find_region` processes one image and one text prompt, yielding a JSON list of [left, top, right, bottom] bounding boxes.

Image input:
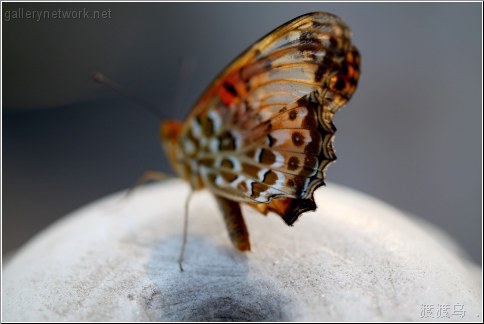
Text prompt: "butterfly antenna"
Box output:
[[172, 56, 198, 114], [178, 189, 193, 272], [91, 71, 163, 120]]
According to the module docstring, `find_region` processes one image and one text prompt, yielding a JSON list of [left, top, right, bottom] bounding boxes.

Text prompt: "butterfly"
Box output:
[[160, 12, 360, 269]]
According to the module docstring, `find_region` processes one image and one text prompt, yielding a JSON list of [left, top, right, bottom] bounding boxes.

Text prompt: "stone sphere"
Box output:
[[3, 180, 482, 321]]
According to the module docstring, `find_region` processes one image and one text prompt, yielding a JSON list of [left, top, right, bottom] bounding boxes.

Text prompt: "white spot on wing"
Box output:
[[255, 148, 262, 163], [184, 140, 195, 155], [271, 130, 290, 145], [191, 118, 208, 148], [208, 110, 222, 134], [257, 168, 269, 182], [215, 175, 224, 187], [231, 158, 241, 171], [209, 138, 219, 153], [191, 118, 202, 137], [272, 151, 285, 168], [232, 131, 241, 150], [274, 171, 286, 188]]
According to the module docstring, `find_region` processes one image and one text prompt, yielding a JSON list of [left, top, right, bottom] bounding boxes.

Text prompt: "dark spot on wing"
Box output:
[[202, 115, 214, 137], [328, 36, 339, 49], [262, 170, 278, 186], [242, 163, 260, 178], [207, 173, 217, 184], [292, 132, 304, 146], [314, 64, 325, 82], [304, 155, 318, 170], [288, 156, 299, 171], [298, 31, 322, 52], [297, 96, 309, 107], [223, 82, 238, 96], [245, 149, 257, 159], [267, 134, 276, 147], [304, 130, 321, 155], [301, 112, 317, 129], [263, 59, 272, 70], [334, 77, 346, 91], [221, 159, 234, 169], [292, 175, 307, 197], [219, 131, 236, 151], [199, 157, 215, 167], [251, 182, 266, 199], [259, 149, 276, 165], [221, 171, 238, 183]]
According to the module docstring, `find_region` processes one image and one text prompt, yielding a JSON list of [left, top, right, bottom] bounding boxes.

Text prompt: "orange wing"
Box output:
[[164, 12, 360, 226], [188, 12, 359, 121]]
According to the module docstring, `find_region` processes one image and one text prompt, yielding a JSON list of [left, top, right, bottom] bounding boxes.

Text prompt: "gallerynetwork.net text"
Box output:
[[4, 8, 112, 22]]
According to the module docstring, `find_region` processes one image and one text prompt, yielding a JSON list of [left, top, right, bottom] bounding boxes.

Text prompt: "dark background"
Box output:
[[3, 3, 482, 263]]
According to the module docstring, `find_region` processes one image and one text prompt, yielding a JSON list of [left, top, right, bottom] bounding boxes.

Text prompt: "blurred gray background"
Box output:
[[3, 3, 482, 263]]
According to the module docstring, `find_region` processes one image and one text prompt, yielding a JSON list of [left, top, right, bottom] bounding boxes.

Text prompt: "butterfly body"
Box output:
[[161, 12, 360, 251]]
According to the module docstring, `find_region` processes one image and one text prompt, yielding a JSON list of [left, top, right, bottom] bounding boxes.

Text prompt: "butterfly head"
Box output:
[[160, 120, 184, 172]]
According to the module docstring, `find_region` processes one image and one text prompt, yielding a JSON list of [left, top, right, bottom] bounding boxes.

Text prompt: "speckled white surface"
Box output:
[[2, 180, 482, 321]]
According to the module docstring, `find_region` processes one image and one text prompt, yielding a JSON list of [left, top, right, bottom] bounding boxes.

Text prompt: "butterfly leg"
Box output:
[[214, 195, 251, 251], [178, 189, 193, 272], [124, 170, 172, 198]]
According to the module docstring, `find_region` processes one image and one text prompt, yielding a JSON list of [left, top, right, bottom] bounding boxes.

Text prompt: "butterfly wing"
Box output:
[[176, 12, 360, 225]]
